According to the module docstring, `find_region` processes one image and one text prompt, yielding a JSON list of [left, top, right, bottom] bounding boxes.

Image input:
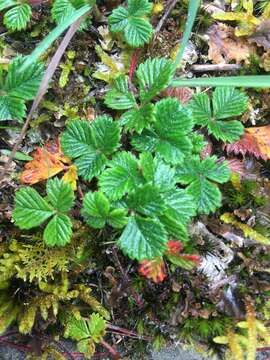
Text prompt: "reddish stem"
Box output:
[[100, 340, 121, 359], [129, 49, 140, 82]]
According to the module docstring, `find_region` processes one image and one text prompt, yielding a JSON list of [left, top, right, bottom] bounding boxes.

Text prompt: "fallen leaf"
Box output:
[[138, 258, 166, 283], [225, 125, 270, 160], [162, 87, 194, 104], [248, 20, 270, 50], [20, 140, 70, 184], [207, 24, 255, 64], [62, 165, 78, 191]]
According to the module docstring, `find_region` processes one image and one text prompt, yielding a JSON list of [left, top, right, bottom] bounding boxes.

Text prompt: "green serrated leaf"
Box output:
[[108, 208, 128, 228], [124, 17, 153, 47], [176, 156, 230, 214], [213, 87, 248, 119], [4, 4, 31, 31], [88, 313, 106, 343], [0, 95, 26, 122], [46, 178, 74, 212], [61, 118, 120, 180], [163, 188, 196, 224], [99, 151, 141, 200], [132, 98, 193, 164], [12, 187, 54, 229], [207, 120, 244, 143], [188, 87, 246, 143], [187, 178, 222, 214], [109, 0, 153, 47], [4, 56, 44, 100], [105, 76, 136, 110], [139, 153, 176, 191], [188, 93, 211, 126], [136, 58, 175, 103], [0, 0, 18, 12], [166, 253, 197, 270], [126, 184, 165, 216], [43, 214, 72, 246], [159, 214, 189, 242], [118, 216, 168, 260], [82, 191, 110, 228], [120, 103, 154, 133]]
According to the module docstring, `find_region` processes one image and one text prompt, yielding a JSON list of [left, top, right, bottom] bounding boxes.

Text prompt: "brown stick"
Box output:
[[154, 0, 178, 37], [0, 13, 89, 183], [190, 63, 242, 72], [100, 340, 121, 360]]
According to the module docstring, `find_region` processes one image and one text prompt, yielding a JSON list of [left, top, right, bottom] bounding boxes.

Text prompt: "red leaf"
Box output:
[[225, 126, 270, 161], [227, 158, 245, 176], [162, 87, 194, 104], [166, 240, 183, 255], [138, 258, 166, 283]]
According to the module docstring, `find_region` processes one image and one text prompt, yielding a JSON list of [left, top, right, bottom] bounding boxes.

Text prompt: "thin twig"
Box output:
[[191, 63, 242, 72], [100, 339, 121, 359], [154, 0, 177, 38], [0, 12, 89, 183]]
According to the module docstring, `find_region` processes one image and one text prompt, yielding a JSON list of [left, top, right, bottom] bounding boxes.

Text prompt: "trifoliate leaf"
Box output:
[[162, 188, 196, 224], [43, 214, 72, 247], [213, 87, 248, 119], [139, 153, 176, 191], [12, 187, 53, 229], [136, 58, 175, 103], [0, 95, 26, 121], [63, 313, 106, 343], [109, 0, 153, 47], [61, 117, 120, 180], [4, 56, 44, 100], [120, 103, 154, 133], [176, 156, 230, 214], [105, 76, 136, 110], [99, 151, 141, 200], [188, 87, 247, 143], [118, 216, 168, 260], [46, 177, 74, 212], [132, 98, 193, 164], [126, 184, 165, 216], [4, 4, 32, 31]]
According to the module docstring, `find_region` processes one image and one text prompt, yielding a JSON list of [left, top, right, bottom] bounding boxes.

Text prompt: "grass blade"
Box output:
[[21, 4, 91, 70], [173, 0, 200, 71], [171, 76, 270, 88]]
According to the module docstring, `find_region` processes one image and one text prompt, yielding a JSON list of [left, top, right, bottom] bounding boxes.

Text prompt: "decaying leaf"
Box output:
[[248, 20, 270, 50], [207, 24, 255, 64], [138, 257, 166, 283], [162, 87, 194, 104], [221, 213, 270, 245], [20, 140, 71, 185], [212, 0, 260, 37], [226, 125, 270, 160], [62, 165, 78, 191]]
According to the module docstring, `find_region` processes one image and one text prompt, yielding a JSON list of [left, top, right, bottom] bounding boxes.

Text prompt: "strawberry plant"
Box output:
[[0, 56, 44, 121], [0, 0, 32, 31], [108, 0, 153, 47], [12, 178, 75, 246]]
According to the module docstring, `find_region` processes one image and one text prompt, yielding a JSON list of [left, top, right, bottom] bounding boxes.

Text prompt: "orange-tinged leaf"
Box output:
[[20, 140, 70, 184], [138, 258, 166, 283], [166, 240, 183, 255], [226, 125, 270, 160], [62, 165, 78, 191]]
